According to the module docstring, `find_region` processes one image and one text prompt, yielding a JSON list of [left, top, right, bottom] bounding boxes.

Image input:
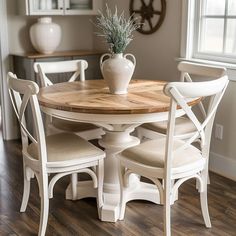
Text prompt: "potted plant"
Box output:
[[95, 5, 140, 94]]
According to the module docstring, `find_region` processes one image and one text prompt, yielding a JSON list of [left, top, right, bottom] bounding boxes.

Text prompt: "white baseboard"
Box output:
[[209, 152, 236, 181]]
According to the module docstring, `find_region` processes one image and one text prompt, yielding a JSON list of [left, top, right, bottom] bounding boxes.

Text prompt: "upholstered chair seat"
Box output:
[[141, 117, 196, 136], [120, 138, 205, 175], [51, 117, 99, 133], [27, 133, 104, 166]]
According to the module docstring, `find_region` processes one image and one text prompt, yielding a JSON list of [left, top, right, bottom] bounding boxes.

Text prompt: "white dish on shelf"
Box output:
[[71, 0, 90, 5], [70, 4, 91, 9]]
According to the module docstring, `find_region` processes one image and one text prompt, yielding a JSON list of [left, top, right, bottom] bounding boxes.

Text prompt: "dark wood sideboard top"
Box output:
[[11, 50, 105, 59]]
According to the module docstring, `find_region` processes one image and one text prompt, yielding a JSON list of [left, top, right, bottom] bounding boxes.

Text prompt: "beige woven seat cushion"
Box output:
[[27, 133, 104, 166], [120, 138, 205, 174], [142, 117, 196, 136], [52, 117, 99, 133]]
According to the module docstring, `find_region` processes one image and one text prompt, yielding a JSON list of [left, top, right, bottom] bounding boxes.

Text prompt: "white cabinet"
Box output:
[[18, 0, 102, 15]]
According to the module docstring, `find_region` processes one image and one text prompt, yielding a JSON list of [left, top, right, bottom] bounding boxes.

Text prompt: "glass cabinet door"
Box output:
[[69, 0, 93, 10], [25, 0, 101, 15], [29, 0, 64, 15], [65, 0, 102, 15]]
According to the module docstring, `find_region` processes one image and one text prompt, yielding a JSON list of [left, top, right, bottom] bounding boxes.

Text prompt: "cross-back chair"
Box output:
[[7, 72, 105, 236], [136, 61, 227, 141], [118, 75, 229, 236], [34, 59, 104, 140], [34, 60, 105, 200]]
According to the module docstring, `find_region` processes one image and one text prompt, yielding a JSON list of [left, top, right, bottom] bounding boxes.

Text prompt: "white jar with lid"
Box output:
[[30, 17, 61, 54]]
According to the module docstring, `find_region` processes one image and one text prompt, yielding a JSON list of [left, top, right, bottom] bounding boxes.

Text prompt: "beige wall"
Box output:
[[206, 76, 236, 180], [212, 81, 236, 158]]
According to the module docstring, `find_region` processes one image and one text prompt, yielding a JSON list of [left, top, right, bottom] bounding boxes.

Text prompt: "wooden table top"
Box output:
[[38, 80, 198, 115]]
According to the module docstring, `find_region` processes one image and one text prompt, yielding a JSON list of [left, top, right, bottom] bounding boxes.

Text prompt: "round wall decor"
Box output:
[[130, 0, 166, 35]]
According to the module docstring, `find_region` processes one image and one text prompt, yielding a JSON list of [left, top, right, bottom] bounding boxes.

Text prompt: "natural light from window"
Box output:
[[196, 0, 236, 61]]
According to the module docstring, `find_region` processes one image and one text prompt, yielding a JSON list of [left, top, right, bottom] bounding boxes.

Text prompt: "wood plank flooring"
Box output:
[[0, 132, 236, 235]]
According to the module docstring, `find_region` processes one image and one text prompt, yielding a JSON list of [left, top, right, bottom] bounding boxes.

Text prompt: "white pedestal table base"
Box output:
[[65, 124, 164, 222]]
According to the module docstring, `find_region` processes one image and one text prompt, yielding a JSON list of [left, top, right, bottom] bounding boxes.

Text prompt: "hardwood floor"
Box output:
[[0, 132, 236, 235]]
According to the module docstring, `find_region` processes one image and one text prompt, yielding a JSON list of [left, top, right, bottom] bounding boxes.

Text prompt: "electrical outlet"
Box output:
[[215, 124, 223, 140]]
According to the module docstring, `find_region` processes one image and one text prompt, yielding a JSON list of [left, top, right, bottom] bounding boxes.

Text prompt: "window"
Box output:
[[193, 0, 236, 63]]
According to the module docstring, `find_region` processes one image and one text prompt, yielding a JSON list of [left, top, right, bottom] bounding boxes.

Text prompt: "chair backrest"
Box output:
[[34, 59, 89, 87], [164, 75, 229, 176], [7, 72, 47, 166], [178, 61, 226, 81], [177, 61, 227, 119]]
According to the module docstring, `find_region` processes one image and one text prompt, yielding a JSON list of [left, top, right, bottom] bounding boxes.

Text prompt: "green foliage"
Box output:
[[95, 5, 140, 54]]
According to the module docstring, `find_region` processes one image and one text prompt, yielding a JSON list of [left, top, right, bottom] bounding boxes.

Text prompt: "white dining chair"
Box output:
[[7, 72, 105, 236], [34, 60, 105, 200], [118, 75, 229, 236], [136, 61, 226, 142], [34, 59, 104, 140]]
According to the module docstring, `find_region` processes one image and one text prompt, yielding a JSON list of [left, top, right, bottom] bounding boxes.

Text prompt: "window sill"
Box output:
[[177, 57, 236, 70]]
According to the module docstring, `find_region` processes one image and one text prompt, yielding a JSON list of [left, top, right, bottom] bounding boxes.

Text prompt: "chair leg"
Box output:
[[97, 160, 104, 219], [71, 173, 78, 200], [38, 174, 49, 236], [164, 203, 171, 236], [200, 174, 211, 228], [197, 172, 210, 191], [20, 165, 31, 212], [164, 180, 171, 236]]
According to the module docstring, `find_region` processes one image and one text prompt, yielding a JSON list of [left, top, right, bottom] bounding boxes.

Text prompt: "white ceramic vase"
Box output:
[[30, 17, 61, 54], [100, 53, 136, 95]]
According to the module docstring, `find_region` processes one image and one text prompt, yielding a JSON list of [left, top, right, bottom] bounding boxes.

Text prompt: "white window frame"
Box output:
[[181, 0, 236, 71], [194, 0, 236, 64]]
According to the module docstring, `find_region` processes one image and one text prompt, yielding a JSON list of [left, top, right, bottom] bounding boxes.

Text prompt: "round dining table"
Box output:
[[38, 79, 192, 222]]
